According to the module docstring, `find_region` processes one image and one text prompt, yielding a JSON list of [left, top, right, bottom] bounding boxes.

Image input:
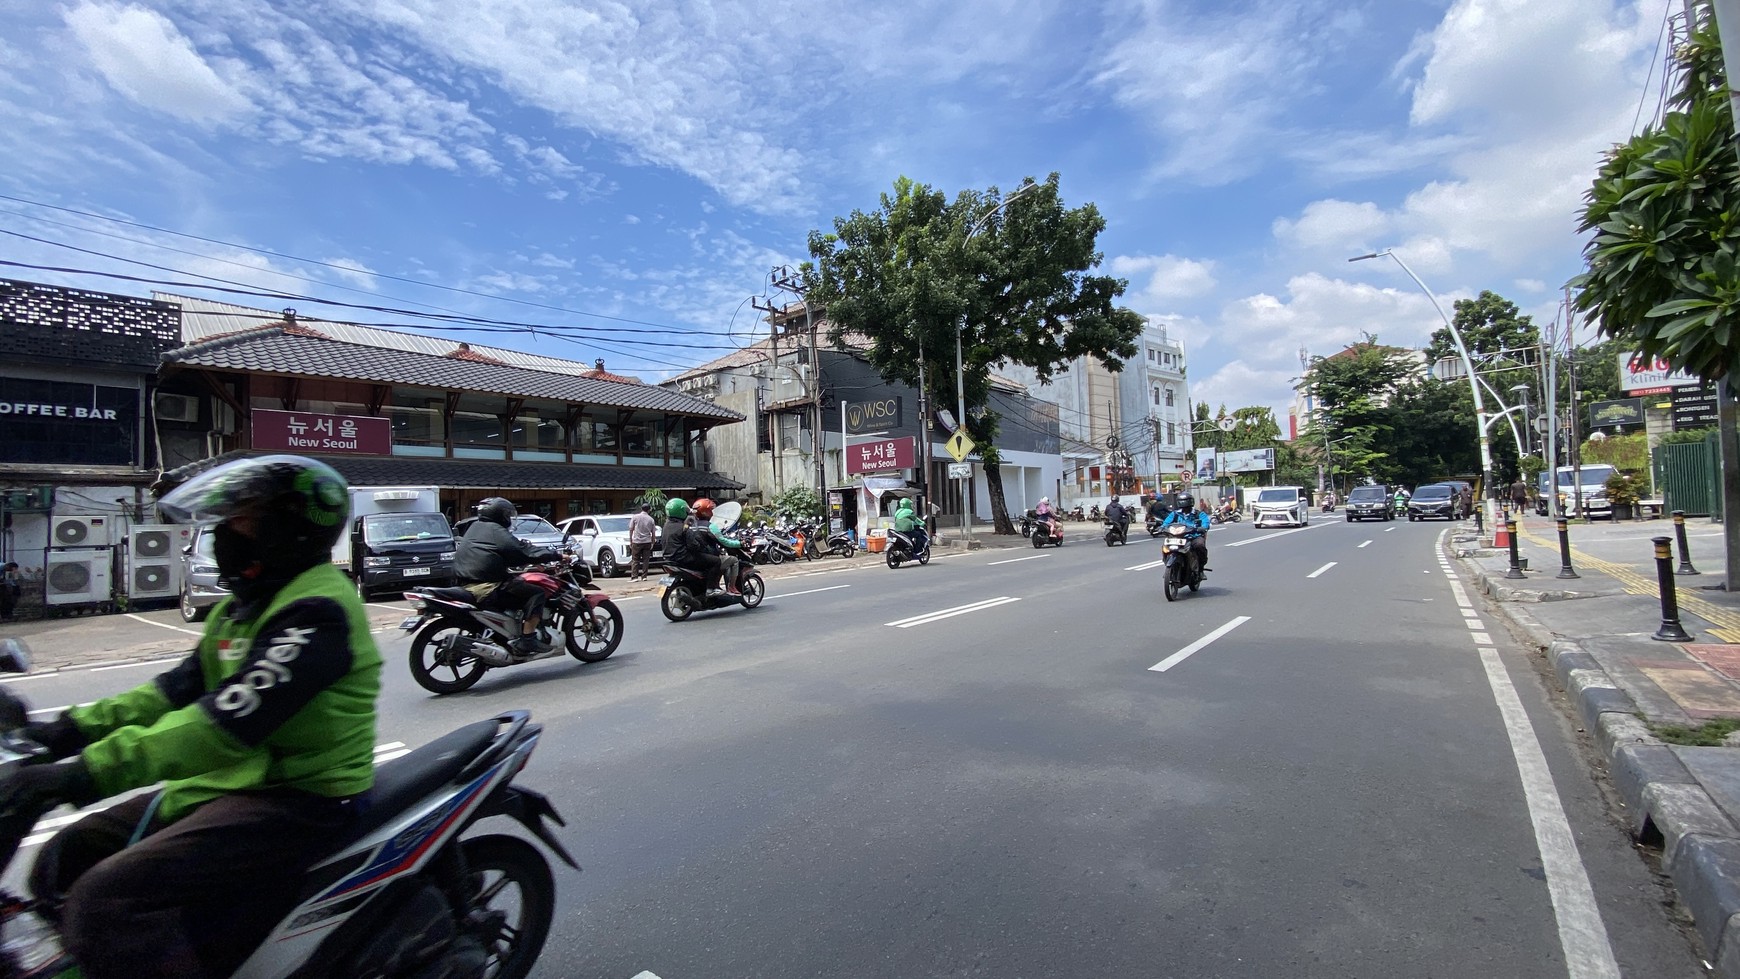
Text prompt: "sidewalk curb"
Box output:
[[1452, 542, 1740, 976]]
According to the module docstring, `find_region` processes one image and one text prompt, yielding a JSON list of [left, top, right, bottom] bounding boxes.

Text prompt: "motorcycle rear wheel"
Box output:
[[408, 620, 489, 694], [886, 548, 902, 569], [459, 834, 556, 979], [1032, 534, 1046, 549], [769, 548, 785, 565], [843, 542, 857, 558], [739, 573, 766, 608], [564, 600, 623, 662], [660, 586, 695, 622]]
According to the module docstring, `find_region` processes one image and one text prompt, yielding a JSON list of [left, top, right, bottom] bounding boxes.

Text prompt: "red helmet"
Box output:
[[693, 497, 717, 518]]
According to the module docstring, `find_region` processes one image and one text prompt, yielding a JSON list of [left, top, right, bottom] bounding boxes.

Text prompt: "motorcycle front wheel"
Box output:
[[739, 573, 766, 608], [458, 834, 556, 979], [660, 585, 695, 622], [408, 620, 489, 694], [564, 600, 623, 662], [1163, 560, 1179, 602], [918, 547, 930, 566], [1189, 558, 1202, 592]]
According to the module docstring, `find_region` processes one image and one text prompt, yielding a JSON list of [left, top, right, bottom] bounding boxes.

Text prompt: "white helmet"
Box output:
[[1040, 496, 1050, 504]]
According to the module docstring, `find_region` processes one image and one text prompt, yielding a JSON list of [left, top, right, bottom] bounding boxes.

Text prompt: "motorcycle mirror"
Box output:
[[711, 501, 743, 533], [0, 639, 30, 676]]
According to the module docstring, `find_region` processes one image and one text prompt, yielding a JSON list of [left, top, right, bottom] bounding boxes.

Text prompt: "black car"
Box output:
[[1344, 485, 1395, 521], [1406, 483, 1463, 521]]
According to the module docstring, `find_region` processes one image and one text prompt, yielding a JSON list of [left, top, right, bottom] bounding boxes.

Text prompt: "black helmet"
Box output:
[[1176, 493, 1195, 511], [158, 455, 349, 574], [475, 498, 517, 527]]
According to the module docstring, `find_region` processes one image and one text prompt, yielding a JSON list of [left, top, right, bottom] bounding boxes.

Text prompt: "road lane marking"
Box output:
[[1225, 522, 1336, 547], [1149, 616, 1251, 672], [1471, 632, 1493, 645], [1385, 527, 1396, 532], [123, 613, 202, 637], [1358, 540, 1372, 548], [986, 554, 1047, 566], [887, 596, 1019, 628], [764, 585, 851, 600], [1306, 562, 1337, 579], [1125, 558, 1169, 572]]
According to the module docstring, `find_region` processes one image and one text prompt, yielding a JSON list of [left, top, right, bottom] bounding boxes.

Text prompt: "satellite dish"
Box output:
[[1218, 417, 1237, 432], [711, 501, 743, 533]]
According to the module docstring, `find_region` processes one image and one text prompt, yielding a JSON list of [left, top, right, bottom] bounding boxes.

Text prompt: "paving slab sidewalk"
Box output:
[[1452, 511, 1740, 974]]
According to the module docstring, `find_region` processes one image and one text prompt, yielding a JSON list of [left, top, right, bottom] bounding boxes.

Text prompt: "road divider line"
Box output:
[[1358, 540, 1372, 548], [1306, 562, 1337, 579], [986, 554, 1047, 566], [1225, 521, 1336, 547], [1149, 616, 1251, 672], [765, 584, 851, 601], [123, 613, 203, 637], [1125, 559, 1169, 572], [1385, 527, 1396, 532], [887, 596, 1019, 629]]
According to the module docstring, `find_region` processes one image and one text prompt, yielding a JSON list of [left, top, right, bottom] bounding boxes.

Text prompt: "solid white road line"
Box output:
[[1358, 540, 1372, 548], [1149, 616, 1252, 673], [764, 584, 852, 600], [1125, 558, 1169, 572], [123, 613, 202, 637], [1475, 644, 1622, 978], [1306, 562, 1337, 579], [886, 596, 1020, 629], [986, 554, 1047, 566]]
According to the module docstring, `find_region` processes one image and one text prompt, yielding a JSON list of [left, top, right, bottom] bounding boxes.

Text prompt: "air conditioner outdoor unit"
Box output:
[[126, 525, 189, 601], [154, 393, 199, 423], [45, 550, 113, 606], [51, 515, 115, 548]]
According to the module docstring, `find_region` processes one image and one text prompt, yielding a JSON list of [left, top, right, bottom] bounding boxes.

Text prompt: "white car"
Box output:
[[555, 514, 660, 577], [1251, 486, 1309, 528]]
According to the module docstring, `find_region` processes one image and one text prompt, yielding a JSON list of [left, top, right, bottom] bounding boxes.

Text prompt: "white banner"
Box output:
[[1219, 447, 1276, 473], [1619, 353, 1701, 392]]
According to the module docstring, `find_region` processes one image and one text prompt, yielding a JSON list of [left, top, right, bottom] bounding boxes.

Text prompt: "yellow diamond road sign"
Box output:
[[945, 430, 976, 463]]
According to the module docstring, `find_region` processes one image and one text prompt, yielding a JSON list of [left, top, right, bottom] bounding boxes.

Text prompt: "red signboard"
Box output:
[[847, 436, 915, 475], [252, 409, 391, 455]]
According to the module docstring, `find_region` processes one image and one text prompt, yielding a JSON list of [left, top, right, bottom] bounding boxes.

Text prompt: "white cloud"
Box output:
[[1111, 254, 1217, 305], [1272, 200, 1390, 253], [321, 258, 377, 289], [64, 2, 251, 123]]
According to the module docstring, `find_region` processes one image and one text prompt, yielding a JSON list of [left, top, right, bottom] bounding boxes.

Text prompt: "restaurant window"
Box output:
[[575, 412, 618, 463], [389, 387, 445, 458], [621, 411, 663, 465], [450, 393, 505, 460], [511, 407, 567, 462]]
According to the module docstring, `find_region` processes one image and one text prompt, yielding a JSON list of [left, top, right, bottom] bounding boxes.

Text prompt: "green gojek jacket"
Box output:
[[893, 508, 921, 533], [69, 563, 382, 823]]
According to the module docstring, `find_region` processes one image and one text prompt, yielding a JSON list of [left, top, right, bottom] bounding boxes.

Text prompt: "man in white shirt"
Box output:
[[628, 503, 659, 580]]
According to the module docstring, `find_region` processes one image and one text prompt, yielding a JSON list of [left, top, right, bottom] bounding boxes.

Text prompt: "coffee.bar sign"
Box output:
[[844, 397, 902, 435], [253, 409, 391, 455]]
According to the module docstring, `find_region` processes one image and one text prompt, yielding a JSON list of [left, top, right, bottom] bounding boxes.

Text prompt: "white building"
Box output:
[[1117, 320, 1192, 489]]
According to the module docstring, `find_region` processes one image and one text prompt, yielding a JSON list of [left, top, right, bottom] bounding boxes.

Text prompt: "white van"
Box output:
[[1537, 465, 1618, 518], [1252, 486, 1308, 528]]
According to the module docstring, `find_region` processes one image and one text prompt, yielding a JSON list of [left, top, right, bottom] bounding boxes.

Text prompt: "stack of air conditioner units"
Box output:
[[45, 515, 115, 608], [126, 524, 190, 603]]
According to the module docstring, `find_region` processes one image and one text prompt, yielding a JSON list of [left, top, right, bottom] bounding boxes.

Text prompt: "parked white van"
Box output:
[[1251, 486, 1309, 528]]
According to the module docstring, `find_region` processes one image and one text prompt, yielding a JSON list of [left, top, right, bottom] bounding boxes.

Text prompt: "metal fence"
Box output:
[[1655, 432, 1721, 518]]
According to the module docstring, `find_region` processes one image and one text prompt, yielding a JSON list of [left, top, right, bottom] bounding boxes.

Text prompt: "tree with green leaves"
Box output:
[[804, 173, 1144, 533]]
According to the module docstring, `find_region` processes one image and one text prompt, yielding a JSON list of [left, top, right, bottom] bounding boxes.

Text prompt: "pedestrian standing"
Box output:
[[1458, 486, 1473, 519], [628, 503, 658, 580], [1509, 478, 1529, 515], [0, 563, 18, 621]]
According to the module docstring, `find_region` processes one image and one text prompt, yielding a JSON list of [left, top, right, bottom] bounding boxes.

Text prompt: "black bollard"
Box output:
[[1673, 510, 1701, 575], [1555, 517, 1579, 579], [1652, 536, 1694, 642], [1473, 503, 1484, 536], [1504, 516, 1525, 579]]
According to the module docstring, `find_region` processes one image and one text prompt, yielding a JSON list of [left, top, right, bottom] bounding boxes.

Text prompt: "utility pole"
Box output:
[[750, 295, 784, 495], [769, 268, 828, 507]]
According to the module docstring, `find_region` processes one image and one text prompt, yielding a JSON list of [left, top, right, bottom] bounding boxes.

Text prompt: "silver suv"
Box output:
[[178, 527, 229, 622]]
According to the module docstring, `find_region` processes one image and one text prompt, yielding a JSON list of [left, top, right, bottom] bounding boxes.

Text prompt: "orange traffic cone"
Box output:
[[1492, 508, 1510, 549]]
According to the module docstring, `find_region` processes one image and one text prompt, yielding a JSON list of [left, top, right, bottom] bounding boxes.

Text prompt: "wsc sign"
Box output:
[[845, 397, 902, 435]]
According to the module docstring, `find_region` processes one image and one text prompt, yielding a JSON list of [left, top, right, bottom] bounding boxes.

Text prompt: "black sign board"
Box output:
[[1587, 397, 1644, 429], [844, 396, 903, 435], [0, 377, 138, 466], [1672, 384, 1719, 431]]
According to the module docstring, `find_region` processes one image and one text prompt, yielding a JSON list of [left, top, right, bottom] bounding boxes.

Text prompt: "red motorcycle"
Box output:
[[400, 554, 623, 694], [1031, 515, 1065, 549]]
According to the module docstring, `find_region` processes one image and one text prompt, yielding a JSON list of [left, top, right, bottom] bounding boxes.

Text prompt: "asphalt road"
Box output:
[[0, 516, 1709, 978]]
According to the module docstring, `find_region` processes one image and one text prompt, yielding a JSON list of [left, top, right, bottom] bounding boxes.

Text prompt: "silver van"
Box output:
[[178, 527, 229, 622]]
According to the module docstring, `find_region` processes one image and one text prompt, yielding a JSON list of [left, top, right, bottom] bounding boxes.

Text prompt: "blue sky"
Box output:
[[0, 0, 1668, 422]]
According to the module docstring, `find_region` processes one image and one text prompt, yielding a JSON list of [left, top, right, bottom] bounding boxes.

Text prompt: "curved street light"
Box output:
[[1349, 249, 1497, 529]]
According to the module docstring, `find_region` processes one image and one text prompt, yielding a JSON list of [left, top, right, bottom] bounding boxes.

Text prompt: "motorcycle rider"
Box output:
[[0, 455, 382, 979], [1160, 490, 1212, 572], [893, 498, 927, 554], [1034, 496, 1058, 539], [455, 497, 560, 656], [1105, 494, 1129, 542], [691, 498, 745, 594], [1146, 491, 1171, 528], [664, 498, 739, 596]]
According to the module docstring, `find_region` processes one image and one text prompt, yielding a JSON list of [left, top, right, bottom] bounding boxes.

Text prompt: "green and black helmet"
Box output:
[[665, 498, 690, 520], [158, 455, 349, 570]]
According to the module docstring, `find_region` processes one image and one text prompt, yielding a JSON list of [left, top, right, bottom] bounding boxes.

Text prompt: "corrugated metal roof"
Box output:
[[161, 451, 742, 492], [163, 326, 740, 420]]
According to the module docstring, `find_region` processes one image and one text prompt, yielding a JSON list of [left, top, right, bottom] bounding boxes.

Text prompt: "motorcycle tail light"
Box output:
[[404, 594, 426, 608]]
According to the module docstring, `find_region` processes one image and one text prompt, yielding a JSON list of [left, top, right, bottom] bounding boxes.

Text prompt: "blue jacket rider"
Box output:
[[1160, 493, 1211, 570]]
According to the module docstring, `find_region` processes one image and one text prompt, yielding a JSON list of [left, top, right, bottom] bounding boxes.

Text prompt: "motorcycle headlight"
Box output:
[[1167, 525, 1186, 536]]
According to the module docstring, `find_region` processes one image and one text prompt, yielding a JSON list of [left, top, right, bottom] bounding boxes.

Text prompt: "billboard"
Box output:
[[252, 409, 391, 456], [1619, 353, 1701, 394], [846, 436, 915, 475], [1586, 398, 1644, 429], [1193, 448, 1218, 480], [1220, 447, 1276, 474]]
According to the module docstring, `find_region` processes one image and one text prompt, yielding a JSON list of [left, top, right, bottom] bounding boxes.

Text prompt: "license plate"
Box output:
[[399, 616, 422, 631], [402, 567, 431, 577]]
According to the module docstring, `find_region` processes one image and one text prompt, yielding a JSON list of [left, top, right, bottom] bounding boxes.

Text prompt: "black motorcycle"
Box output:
[[1019, 511, 1035, 538], [1145, 514, 1164, 537], [1103, 516, 1129, 547], [1160, 524, 1205, 601], [821, 528, 858, 558], [658, 559, 765, 621], [885, 528, 931, 569]]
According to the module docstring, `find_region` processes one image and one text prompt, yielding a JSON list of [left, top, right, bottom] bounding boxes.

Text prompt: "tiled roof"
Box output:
[[665, 323, 872, 384], [160, 451, 743, 492], [163, 326, 740, 421], [445, 343, 508, 365]]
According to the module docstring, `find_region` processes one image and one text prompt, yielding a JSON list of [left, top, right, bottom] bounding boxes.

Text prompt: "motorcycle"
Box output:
[[659, 502, 767, 621], [820, 527, 858, 558], [401, 553, 623, 695], [884, 528, 931, 569], [763, 527, 800, 564], [1214, 502, 1242, 524], [741, 529, 775, 565], [1089, 504, 1102, 521], [1067, 505, 1086, 522], [1019, 511, 1035, 538], [1321, 498, 1336, 514], [0, 641, 573, 979], [1103, 516, 1129, 547], [1160, 524, 1205, 601], [1145, 515, 1163, 537], [1031, 516, 1065, 549]]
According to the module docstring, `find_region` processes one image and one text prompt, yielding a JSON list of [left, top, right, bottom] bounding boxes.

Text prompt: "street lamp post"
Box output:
[[1350, 249, 1497, 532], [957, 181, 1040, 541], [1511, 383, 1533, 457]]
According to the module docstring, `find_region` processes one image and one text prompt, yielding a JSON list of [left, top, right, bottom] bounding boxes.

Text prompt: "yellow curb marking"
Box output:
[[1518, 528, 1740, 643]]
